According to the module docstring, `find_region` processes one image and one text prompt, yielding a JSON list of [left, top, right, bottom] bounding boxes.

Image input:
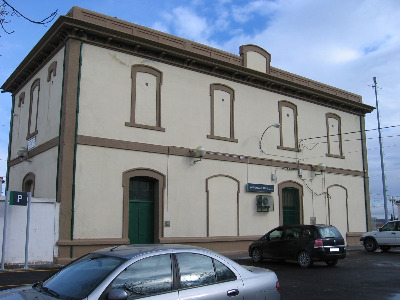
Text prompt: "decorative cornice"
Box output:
[[1, 7, 374, 116]]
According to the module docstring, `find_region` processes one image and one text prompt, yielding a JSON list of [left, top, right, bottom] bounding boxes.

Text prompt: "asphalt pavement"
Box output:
[[1, 246, 399, 300], [235, 247, 400, 300]]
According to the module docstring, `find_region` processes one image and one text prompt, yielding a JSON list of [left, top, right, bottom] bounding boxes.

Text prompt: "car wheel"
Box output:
[[252, 248, 263, 263], [325, 259, 338, 267], [298, 251, 312, 268], [380, 246, 391, 252], [364, 238, 377, 252]]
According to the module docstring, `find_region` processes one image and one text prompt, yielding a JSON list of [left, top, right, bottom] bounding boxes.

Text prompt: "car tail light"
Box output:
[[314, 238, 324, 248], [276, 281, 280, 293]]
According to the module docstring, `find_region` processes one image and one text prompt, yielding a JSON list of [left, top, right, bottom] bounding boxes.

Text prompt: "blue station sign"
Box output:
[[247, 183, 274, 193]]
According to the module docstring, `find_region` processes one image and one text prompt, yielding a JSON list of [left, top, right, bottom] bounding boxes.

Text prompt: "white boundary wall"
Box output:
[[0, 196, 59, 264]]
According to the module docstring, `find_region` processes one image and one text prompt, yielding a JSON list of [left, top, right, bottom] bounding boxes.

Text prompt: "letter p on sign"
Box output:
[[9, 191, 29, 206]]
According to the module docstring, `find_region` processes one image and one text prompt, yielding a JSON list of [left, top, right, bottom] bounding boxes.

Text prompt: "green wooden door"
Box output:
[[282, 187, 300, 225], [129, 177, 155, 244]]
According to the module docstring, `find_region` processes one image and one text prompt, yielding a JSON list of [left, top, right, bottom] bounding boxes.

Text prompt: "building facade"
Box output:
[[1, 7, 374, 264]]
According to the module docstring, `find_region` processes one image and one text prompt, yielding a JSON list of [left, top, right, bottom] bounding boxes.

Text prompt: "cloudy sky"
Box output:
[[1, 0, 399, 219]]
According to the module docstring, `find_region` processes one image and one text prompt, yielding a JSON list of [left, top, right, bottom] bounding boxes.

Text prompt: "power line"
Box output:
[[300, 133, 400, 151], [300, 124, 400, 144]]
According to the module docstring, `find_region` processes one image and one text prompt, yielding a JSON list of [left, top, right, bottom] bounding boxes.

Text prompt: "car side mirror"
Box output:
[[108, 289, 128, 300], [378, 228, 382, 232]]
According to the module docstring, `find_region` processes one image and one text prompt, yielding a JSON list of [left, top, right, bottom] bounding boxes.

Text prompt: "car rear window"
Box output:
[[318, 226, 342, 238]]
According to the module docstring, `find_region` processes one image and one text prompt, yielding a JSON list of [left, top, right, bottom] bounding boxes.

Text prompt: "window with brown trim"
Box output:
[[206, 174, 240, 237], [240, 44, 271, 74], [326, 113, 344, 158], [125, 65, 165, 132], [278, 101, 298, 151], [22, 172, 35, 197], [27, 78, 40, 140], [47, 61, 57, 82], [207, 84, 238, 143], [18, 92, 25, 107]]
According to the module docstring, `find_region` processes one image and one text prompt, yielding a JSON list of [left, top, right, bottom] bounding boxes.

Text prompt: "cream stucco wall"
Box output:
[[8, 148, 59, 197], [8, 48, 64, 199], [246, 51, 267, 73], [10, 48, 64, 162], [73, 143, 367, 240], [71, 43, 368, 240], [78, 44, 364, 169]]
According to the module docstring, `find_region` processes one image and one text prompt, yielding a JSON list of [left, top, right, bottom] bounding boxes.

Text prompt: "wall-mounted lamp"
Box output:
[[259, 123, 280, 153], [313, 163, 326, 174], [192, 146, 206, 164], [17, 146, 31, 162]]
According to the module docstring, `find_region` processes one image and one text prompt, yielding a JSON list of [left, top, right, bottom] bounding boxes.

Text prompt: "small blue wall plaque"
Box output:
[[247, 183, 274, 193]]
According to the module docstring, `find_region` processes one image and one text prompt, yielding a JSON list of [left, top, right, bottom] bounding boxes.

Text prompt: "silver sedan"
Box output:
[[0, 244, 280, 299]]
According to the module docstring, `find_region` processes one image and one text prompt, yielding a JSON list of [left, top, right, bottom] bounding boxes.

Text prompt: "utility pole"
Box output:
[[372, 77, 388, 223]]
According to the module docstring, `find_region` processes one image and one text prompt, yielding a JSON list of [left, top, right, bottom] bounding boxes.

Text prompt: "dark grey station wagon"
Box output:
[[249, 225, 346, 268]]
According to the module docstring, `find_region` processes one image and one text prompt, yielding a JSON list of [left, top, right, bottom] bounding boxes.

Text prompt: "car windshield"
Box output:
[[381, 222, 396, 231], [318, 226, 342, 238], [38, 253, 126, 299]]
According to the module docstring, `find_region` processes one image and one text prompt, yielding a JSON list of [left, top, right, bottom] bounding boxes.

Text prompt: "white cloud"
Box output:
[[231, 0, 279, 23], [169, 6, 212, 43], [326, 47, 360, 63], [152, 21, 170, 34]]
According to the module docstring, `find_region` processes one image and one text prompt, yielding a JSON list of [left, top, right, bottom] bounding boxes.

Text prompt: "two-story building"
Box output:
[[1, 7, 374, 264]]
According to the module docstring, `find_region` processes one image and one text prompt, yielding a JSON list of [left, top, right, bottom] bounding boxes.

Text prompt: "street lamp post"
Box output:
[[259, 123, 280, 154]]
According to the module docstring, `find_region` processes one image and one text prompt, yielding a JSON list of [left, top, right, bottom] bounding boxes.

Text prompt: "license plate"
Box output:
[[330, 248, 339, 252]]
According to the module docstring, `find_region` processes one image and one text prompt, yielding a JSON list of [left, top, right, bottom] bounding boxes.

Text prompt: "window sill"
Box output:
[[207, 135, 238, 143], [26, 131, 38, 140], [326, 154, 345, 159], [125, 122, 165, 132], [277, 146, 300, 152]]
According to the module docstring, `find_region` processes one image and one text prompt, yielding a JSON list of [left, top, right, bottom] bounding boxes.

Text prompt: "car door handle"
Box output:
[[227, 289, 240, 297], [391, 233, 396, 235]]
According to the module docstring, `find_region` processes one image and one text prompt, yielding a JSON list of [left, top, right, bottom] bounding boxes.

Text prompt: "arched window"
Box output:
[[18, 92, 25, 107], [240, 44, 271, 74], [125, 65, 164, 132], [47, 61, 57, 82], [27, 79, 40, 139], [327, 185, 348, 238], [206, 175, 240, 236], [22, 172, 35, 197], [207, 84, 237, 143], [278, 101, 299, 151], [326, 113, 344, 158]]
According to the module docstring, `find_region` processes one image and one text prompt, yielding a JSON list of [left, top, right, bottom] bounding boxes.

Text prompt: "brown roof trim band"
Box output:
[[1, 7, 374, 116]]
